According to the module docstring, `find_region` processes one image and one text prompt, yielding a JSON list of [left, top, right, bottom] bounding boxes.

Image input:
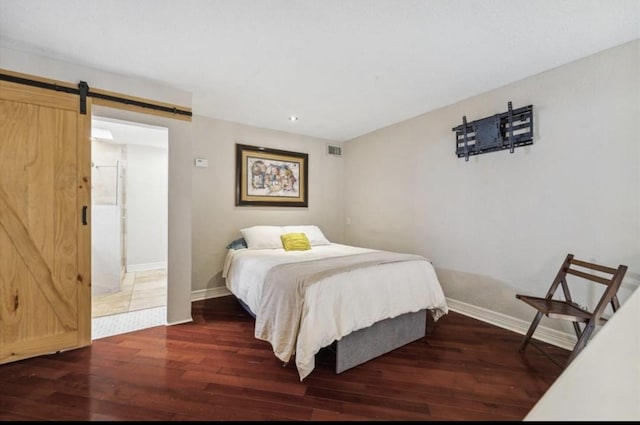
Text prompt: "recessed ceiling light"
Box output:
[[288, 115, 299, 122]]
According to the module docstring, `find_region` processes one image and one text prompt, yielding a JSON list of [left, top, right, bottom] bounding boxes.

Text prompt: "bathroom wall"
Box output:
[[126, 143, 169, 271]]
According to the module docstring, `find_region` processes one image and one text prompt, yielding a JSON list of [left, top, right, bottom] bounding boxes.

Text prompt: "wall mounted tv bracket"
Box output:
[[452, 102, 533, 161]]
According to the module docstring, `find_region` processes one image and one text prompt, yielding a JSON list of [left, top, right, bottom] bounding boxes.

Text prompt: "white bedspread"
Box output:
[[223, 243, 448, 381]]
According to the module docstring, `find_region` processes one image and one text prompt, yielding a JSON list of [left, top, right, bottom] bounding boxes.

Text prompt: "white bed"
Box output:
[[223, 227, 448, 381]]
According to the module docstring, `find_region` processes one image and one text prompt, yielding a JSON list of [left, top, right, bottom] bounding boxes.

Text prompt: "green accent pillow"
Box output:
[[280, 232, 311, 251]]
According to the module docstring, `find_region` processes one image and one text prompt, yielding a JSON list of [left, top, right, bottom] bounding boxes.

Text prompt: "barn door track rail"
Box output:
[[0, 72, 192, 118]]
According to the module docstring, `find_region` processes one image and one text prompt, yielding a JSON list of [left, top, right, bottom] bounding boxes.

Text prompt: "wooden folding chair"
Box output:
[[516, 253, 627, 368]]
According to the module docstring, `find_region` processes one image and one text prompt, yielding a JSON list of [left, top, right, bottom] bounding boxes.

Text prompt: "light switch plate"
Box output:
[[194, 158, 208, 168]]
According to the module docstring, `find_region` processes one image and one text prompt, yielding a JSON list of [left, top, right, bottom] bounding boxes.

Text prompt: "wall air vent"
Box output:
[[327, 144, 342, 156]]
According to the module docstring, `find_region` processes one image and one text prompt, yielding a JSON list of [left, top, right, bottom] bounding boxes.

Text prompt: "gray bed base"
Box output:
[[235, 297, 426, 375], [335, 309, 426, 373]]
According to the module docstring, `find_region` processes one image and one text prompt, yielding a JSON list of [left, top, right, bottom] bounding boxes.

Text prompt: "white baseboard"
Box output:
[[186, 289, 577, 351], [167, 317, 193, 326], [191, 286, 232, 302], [126, 261, 167, 273], [445, 297, 576, 351]]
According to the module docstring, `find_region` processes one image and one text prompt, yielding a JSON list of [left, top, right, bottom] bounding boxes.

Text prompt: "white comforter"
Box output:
[[223, 243, 448, 380]]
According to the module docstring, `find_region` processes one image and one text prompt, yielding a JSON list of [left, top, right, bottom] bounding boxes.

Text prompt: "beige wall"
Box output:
[[190, 115, 344, 295], [343, 40, 640, 333], [125, 143, 168, 270]]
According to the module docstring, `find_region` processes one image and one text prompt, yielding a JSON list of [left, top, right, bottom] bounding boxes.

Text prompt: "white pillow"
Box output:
[[282, 225, 330, 246], [240, 225, 284, 249]]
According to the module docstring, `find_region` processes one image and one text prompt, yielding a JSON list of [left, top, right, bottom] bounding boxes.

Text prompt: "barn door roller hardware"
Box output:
[[452, 102, 533, 161], [0, 72, 192, 117]]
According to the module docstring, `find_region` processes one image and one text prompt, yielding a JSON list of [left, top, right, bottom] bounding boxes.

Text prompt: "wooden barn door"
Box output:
[[0, 79, 91, 364]]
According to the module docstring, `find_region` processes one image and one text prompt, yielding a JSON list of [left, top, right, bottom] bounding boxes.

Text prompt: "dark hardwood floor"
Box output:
[[0, 296, 570, 421]]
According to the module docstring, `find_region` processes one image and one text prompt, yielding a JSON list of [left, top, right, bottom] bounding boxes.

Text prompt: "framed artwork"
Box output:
[[235, 143, 308, 207]]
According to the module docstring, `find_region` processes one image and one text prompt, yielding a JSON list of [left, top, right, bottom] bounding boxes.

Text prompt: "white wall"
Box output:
[[343, 39, 640, 337], [1, 46, 194, 325], [190, 115, 345, 296], [126, 143, 168, 271]]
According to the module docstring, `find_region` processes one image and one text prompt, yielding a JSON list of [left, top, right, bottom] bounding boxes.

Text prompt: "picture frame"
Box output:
[[235, 143, 308, 207]]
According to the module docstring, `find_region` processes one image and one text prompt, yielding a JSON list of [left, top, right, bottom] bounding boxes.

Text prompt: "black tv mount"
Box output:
[[452, 102, 533, 161]]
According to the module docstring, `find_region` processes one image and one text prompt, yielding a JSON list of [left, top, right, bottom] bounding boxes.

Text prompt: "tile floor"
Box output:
[[91, 268, 167, 340], [92, 268, 167, 318], [92, 305, 167, 340]]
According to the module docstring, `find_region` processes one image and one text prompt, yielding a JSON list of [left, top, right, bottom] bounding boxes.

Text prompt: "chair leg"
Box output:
[[571, 321, 583, 339], [519, 311, 544, 352], [567, 323, 595, 366]]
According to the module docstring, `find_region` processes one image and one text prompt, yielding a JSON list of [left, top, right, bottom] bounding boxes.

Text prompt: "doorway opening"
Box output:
[[90, 116, 168, 338]]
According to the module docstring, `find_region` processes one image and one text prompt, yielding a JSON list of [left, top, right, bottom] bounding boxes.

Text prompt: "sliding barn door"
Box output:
[[0, 80, 91, 364]]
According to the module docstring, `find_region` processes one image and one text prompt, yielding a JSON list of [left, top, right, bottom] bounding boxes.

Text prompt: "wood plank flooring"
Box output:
[[0, 295, 570, 421]]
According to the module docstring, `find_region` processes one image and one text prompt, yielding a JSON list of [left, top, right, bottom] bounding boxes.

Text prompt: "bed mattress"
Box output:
[[223, 243, 448, 380]]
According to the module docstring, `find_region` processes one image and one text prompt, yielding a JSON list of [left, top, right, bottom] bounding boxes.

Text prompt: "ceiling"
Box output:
[[1, 0, 638, 141], [92, 117, 169, 150]]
